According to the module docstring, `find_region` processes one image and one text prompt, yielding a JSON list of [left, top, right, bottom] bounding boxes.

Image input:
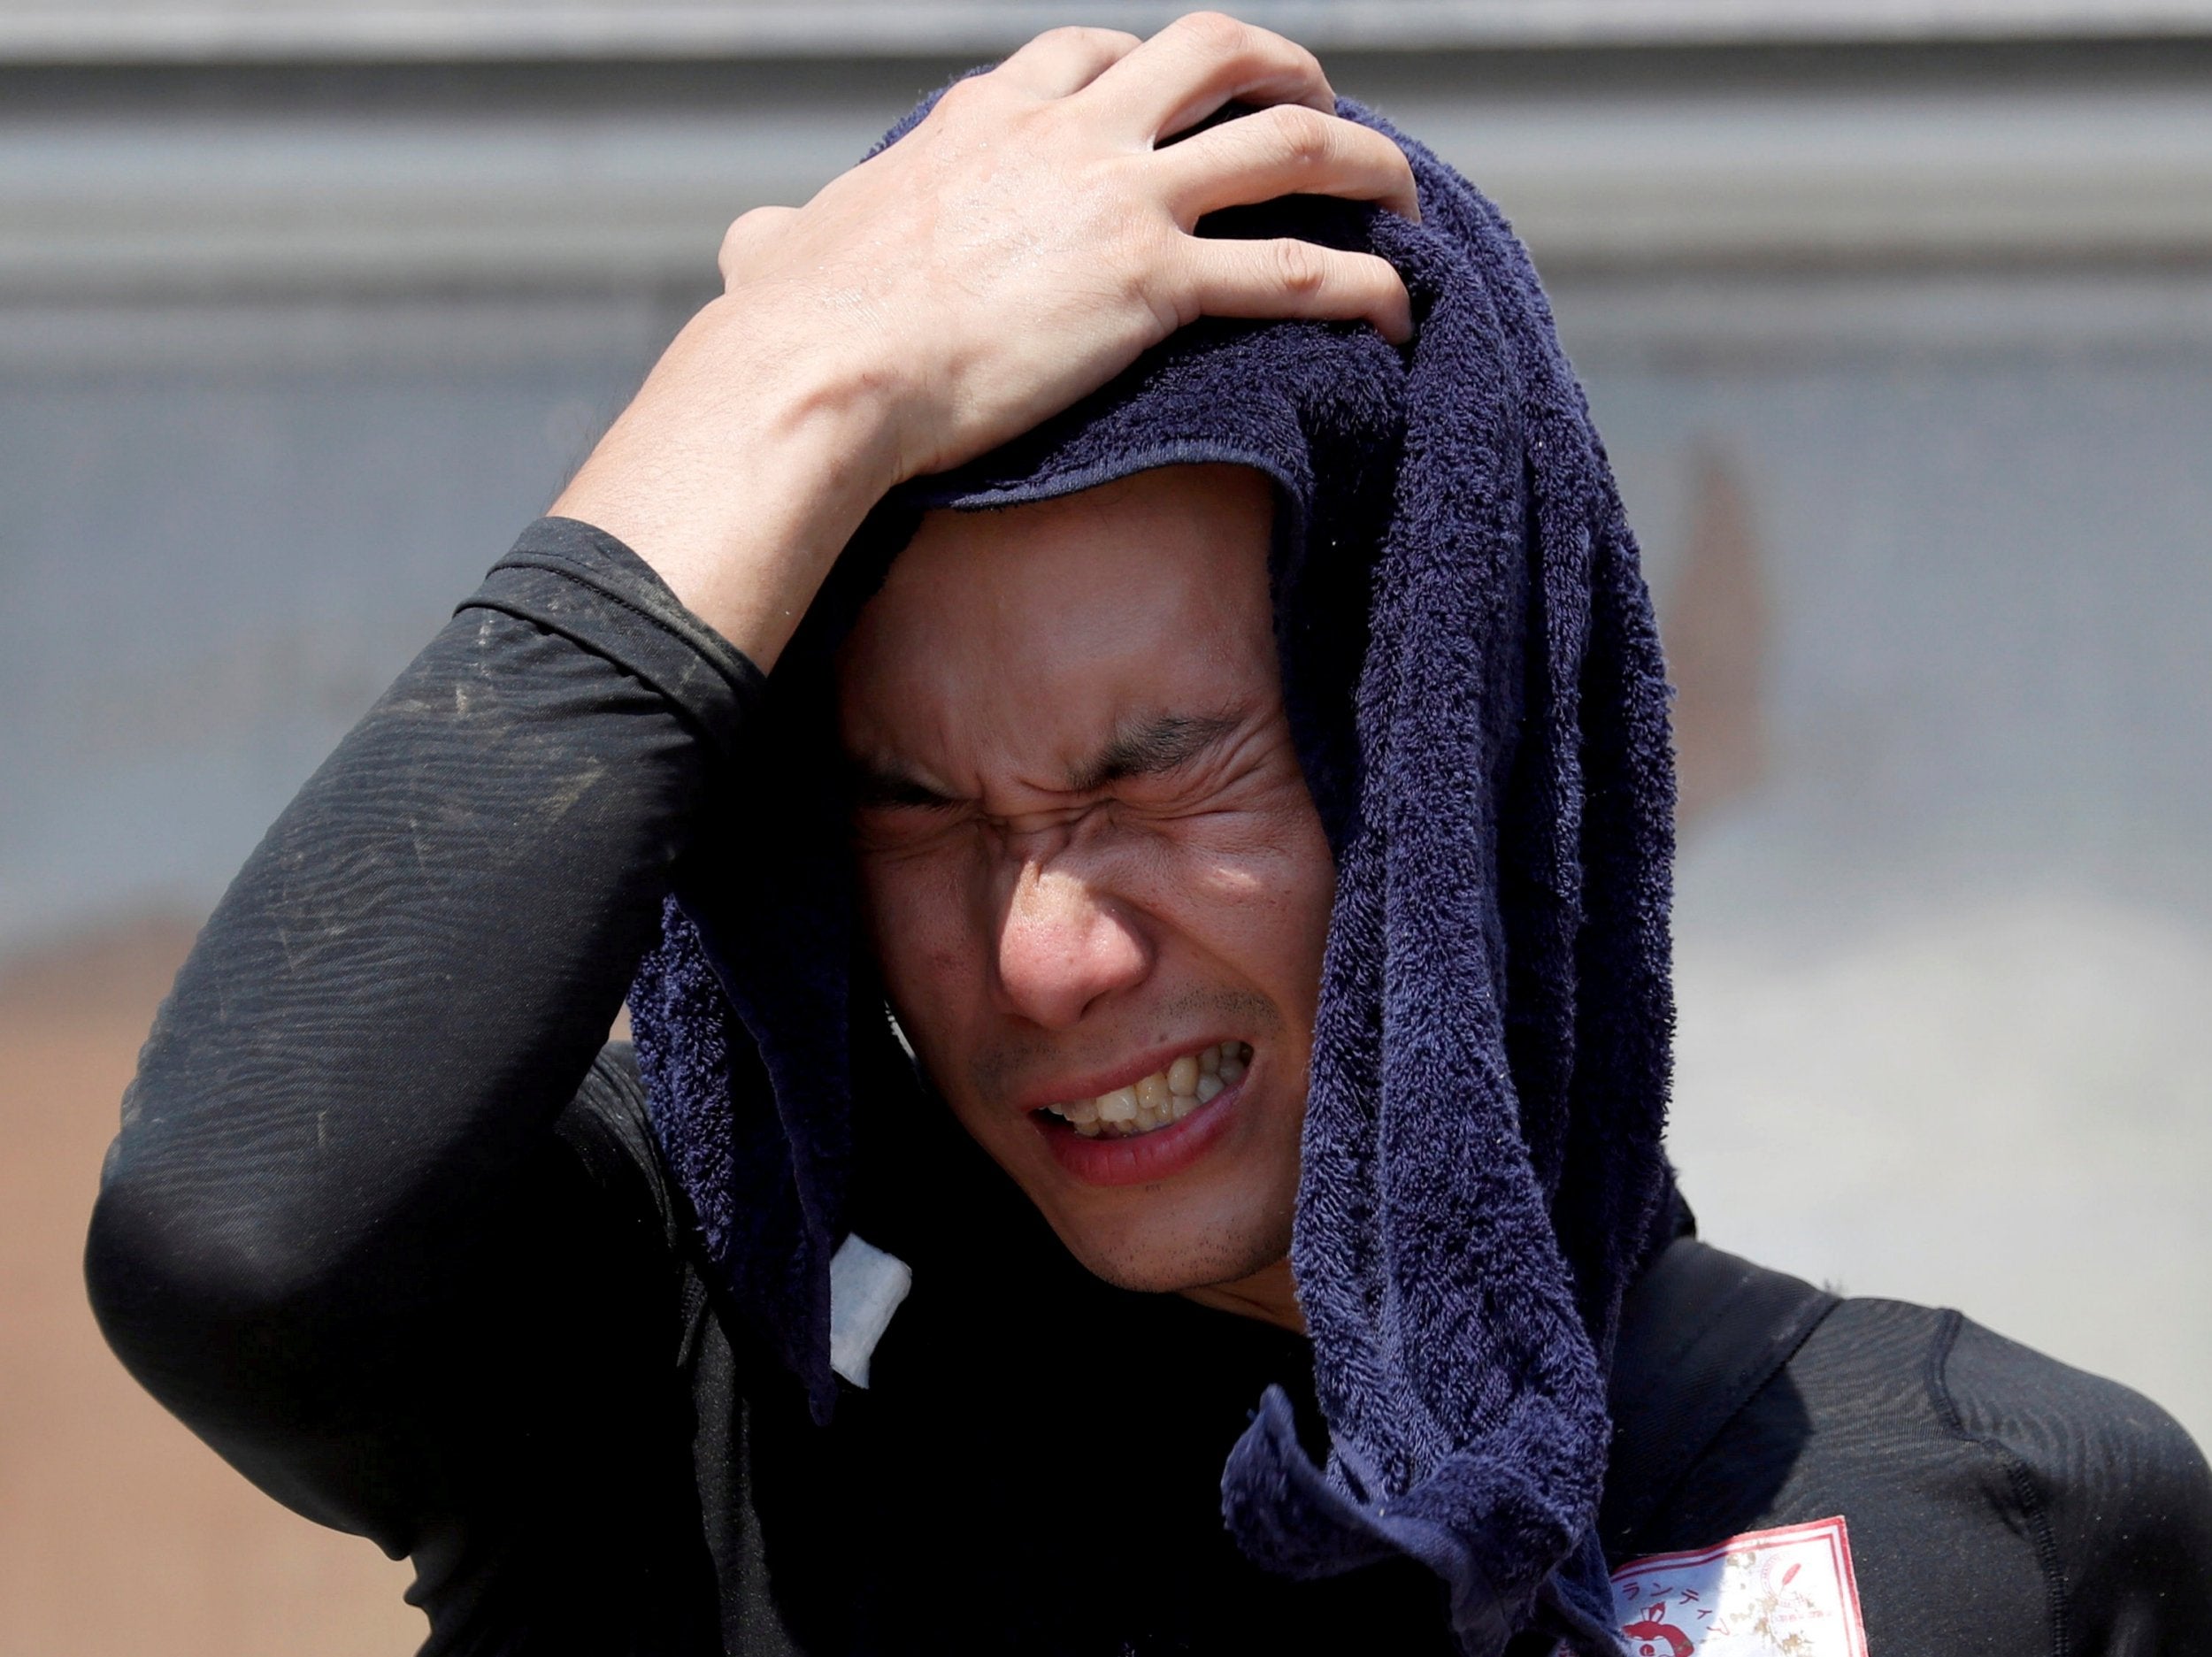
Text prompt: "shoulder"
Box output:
[[1938, 1314, 2212, 1649], [1620, 1250, 2212, 1654], [1786, 1298, 2212, 1652]]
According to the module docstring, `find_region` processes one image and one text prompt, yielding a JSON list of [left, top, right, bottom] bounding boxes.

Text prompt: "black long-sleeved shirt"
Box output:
[[87, 518, 2212, 1654]]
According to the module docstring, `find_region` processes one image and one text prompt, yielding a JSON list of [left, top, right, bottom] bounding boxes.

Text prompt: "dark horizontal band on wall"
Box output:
[[3, 1, 2212, 67]]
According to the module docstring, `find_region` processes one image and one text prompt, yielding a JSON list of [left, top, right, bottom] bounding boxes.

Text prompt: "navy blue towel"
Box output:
[[628, 95, 1676, 1654]]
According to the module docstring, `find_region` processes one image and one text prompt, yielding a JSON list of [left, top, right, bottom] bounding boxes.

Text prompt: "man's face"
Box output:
[[836, 464, 1333, 1301]]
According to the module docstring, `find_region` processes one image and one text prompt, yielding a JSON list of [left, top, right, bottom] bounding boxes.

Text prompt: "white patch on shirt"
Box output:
[[827, 1232, 912, 1390], [1598, 1517, 1868, 1657]]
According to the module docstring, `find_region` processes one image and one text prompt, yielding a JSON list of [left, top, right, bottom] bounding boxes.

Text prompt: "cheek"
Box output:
[[1168, 802, 1334, 985]]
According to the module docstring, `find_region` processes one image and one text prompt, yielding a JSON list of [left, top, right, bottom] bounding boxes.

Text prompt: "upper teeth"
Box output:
[[1041, 1041, 1252, 1139]]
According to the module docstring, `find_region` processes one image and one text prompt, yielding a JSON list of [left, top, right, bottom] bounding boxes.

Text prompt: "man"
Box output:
[[85, 17, 2211, 1655]]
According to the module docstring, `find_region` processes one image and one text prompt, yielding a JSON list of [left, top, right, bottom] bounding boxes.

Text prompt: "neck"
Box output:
[[1177, 1254, 1306, 1334]]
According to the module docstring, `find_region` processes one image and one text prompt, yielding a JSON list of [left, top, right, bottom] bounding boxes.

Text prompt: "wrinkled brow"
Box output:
[[1064, 712, 1243, 794], [845, 711, 1245, 809]]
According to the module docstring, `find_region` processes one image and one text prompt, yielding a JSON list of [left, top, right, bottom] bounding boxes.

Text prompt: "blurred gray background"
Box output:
[[3, 3, 2208, 1651]]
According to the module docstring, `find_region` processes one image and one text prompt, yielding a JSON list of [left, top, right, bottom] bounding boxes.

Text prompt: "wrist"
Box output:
[[549, 295, 907, 671]]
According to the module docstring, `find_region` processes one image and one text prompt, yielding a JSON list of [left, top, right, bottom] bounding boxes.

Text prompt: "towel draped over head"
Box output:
[[626, 92, 1677, 1655]]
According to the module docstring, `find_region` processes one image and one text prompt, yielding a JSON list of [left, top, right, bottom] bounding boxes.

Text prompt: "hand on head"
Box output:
[[551, 13, 1417, 671], [730, 14, 1420, 481]]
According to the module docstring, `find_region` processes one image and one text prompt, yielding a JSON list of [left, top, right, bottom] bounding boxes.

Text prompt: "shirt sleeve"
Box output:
[[82, 517, 758, 1572], [1941, 1316, 2212, 1656]]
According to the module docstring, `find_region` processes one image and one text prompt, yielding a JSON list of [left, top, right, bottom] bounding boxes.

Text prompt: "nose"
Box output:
[[991, 858, 1151, 1030]]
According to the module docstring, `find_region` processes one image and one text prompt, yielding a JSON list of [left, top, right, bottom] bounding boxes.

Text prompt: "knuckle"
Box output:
[[1173, 11, 1248, 54], [718, 205, 787, 266], [934, 73, 989, 114], [1271, 240, 1327, 297], [1270, 104, 1333, 167], [1042, 23, 1137, 51]]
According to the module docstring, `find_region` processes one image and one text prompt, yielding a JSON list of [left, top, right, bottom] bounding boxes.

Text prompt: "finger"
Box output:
[[1154, 104, 1420, 226], [1180, 235, 1414, 345], [1080, 12, 1334, 141], [994, 26, 1146, 100]]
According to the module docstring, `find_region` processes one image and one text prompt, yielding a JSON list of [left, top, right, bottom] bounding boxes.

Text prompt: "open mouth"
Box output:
[[1033, 1041, 1252, 1140]]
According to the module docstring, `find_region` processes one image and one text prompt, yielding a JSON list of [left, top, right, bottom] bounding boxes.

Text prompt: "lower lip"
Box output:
[[1033, 1075, 1247, 1186]]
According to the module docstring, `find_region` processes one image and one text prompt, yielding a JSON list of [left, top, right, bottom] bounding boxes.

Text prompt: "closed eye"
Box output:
[[846, 760, 964, 813], [844, 709, 1251, 817]]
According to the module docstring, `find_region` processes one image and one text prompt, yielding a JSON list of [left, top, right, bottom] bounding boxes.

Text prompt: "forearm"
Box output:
[[84, 518, 756, 1523], [549, 294, 901, 671]]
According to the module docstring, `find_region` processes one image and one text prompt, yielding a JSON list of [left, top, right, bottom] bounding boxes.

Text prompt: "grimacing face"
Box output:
[[836, 464, 1334, 1321]]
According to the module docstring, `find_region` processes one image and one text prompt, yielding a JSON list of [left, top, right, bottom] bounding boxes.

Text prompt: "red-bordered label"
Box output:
[[1601, 1516, 1868, 1657]]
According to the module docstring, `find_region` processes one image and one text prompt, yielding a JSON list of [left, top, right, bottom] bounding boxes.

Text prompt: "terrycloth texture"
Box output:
[[628, 94, 1676, 1654]]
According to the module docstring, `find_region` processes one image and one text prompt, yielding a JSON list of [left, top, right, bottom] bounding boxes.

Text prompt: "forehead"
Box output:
[[836, 465, 1279, 779]]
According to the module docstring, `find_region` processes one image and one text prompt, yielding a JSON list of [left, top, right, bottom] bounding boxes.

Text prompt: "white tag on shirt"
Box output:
[[1601, 1517, 1868, 1657], [827, 1232, 912, 1390]]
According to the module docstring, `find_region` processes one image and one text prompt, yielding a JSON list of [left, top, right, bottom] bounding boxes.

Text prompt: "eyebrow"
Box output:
[[1064, 711, 1243, 794], [846, 711, 1244, 810]]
